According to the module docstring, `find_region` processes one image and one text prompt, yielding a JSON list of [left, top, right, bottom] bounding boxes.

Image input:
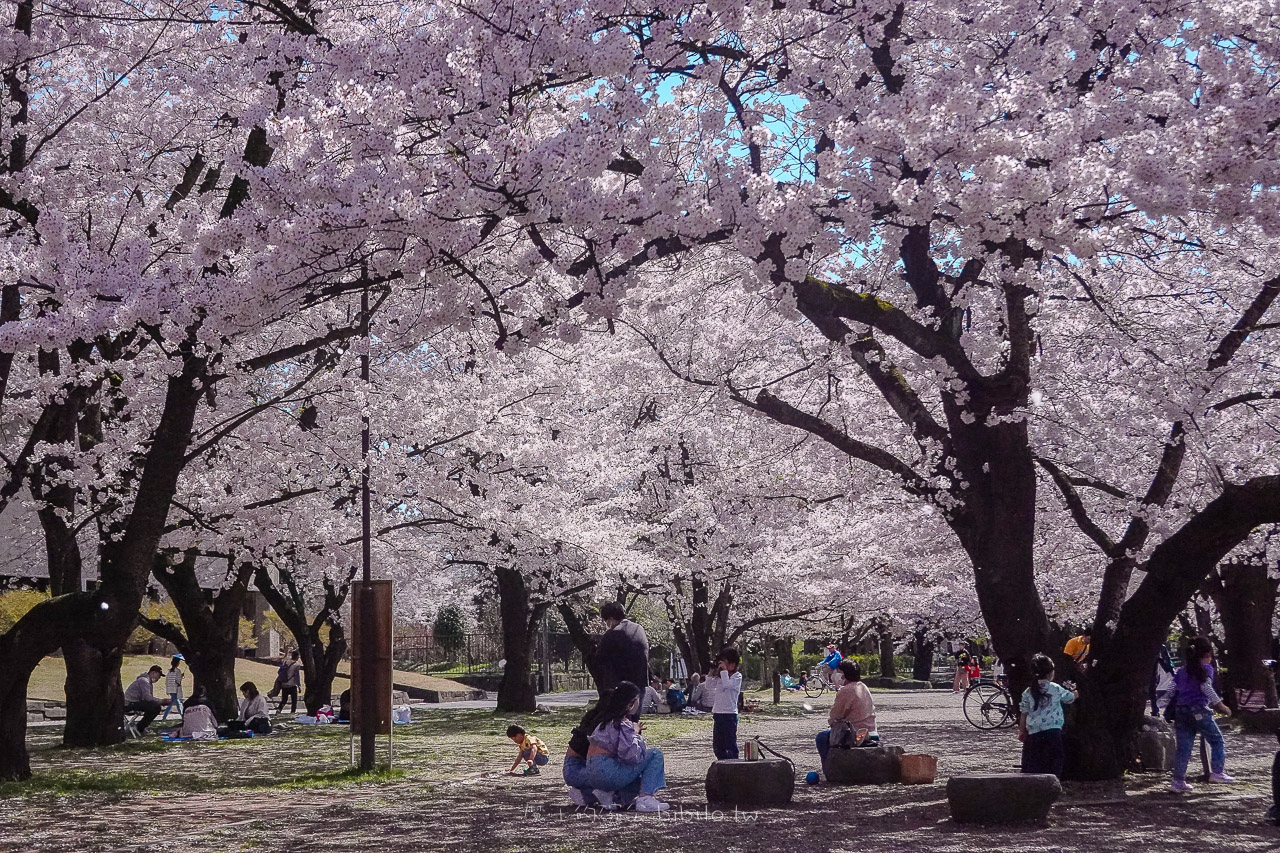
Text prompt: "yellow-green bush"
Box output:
[[0, 589, 50, 632]]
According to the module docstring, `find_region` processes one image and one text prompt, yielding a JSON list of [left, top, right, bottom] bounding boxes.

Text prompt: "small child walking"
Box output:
[[1170, 636, 1234, 792], [162, 655, 185, 720], [711, 647, 743, 760], [1018, 653, 1076, 776], [507, 724, 550, 775]]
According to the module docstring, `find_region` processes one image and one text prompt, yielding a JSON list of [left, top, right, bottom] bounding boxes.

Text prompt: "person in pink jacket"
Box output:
[[816, 660, 879, 762]]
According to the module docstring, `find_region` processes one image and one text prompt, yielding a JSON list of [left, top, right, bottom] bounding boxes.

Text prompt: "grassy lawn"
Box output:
[[28, 655, 474, 703], [2, 704, 718, 801]]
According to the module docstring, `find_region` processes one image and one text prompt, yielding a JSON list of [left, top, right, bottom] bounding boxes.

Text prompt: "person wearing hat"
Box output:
[[820, 644, 843, 684], [124, 666, 165, 733], [162, 655, 185, 720]]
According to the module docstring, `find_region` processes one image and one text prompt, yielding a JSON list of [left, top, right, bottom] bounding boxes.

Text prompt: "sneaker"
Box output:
[[567, 788, 588, 807], [592, 789, 619, 811], [522, 766, 540, 776], [1209, 772, 1236, 784], [634, 794, 670, 812], [1170, 779, 1194, 793], [1265, 803, 1279, 825]]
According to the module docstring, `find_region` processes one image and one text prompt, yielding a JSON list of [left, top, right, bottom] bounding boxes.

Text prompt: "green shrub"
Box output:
[[0, 589, 49, 632]]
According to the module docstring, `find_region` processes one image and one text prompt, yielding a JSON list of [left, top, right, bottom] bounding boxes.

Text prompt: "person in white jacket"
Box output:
[[220, 682, 272, 736], [711, 648, 743, 759]]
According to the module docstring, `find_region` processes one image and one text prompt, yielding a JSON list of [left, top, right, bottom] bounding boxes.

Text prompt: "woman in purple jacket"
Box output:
[[1170, 637, 1234, 793], [585, 681, 669, 812]]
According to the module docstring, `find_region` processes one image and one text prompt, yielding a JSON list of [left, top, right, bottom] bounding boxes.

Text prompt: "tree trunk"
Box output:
[[557, 601, 610, 691], [252, 565, 353, 716], [1068, 476, 1280, 780], [29, 382, 125, 748], [61, 641, 125, 747], [774, 636, 795, 675], [1214, 561, 1279, 709], [0, 352, 206, 779], [911, 629, 935, 681], [950, 419, 1054, 677], [495, 565, 538, 713], [146, 553, 253, 721], [0, 593, 104, 780], [301, 621, 346, 715], [879, 629, 897, 679]]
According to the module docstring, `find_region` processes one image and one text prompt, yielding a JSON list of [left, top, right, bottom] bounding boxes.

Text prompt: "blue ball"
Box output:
[[805, 770, 820, 785]]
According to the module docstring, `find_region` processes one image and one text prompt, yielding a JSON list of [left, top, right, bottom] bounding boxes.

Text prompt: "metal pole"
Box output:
[[359, 280, 376, 772], [540, 611, 551, 695]]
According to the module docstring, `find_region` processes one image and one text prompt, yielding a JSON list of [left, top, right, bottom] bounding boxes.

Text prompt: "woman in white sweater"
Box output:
[[219, 682, 272, 736]]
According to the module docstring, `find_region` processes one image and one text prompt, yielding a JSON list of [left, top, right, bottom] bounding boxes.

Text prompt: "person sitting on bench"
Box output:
[[123, 666, 165, 734], [815, 660, 879, 762]]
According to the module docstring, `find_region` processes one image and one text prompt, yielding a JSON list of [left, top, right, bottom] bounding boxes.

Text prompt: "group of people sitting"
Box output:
[[638, 669, 735, 714], [122, 665, 275, 739], [642, 677, 689, 714]]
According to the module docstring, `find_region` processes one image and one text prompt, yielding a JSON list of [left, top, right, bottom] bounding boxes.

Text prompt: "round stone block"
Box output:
[[1238, 709, 1280, 734], [946, 773, 1061, 824], [705, 758, 794, 806], [822, 745, 904, 785], [1136, 729, 1175, 772]]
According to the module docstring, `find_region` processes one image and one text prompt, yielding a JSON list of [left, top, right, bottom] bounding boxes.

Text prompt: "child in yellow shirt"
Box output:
[[507, 724, 550, 775]]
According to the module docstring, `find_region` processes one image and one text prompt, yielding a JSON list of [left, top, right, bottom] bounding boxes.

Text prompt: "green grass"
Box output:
[[275, 765, 407, 790], [0, 770, 158, 798], [4, 700, 731, 802]]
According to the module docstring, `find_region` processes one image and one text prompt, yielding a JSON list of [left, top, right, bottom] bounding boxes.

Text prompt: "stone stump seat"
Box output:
[[822, 745, 904, 785], [704, 758, 794, 806], [1238, 709, 1280, 734], [946, 773, 1061, 824], [1137, 722, 1176, 772]]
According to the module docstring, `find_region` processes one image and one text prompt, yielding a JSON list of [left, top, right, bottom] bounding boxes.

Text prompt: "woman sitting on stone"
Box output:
[[816, 659, 878, 763]]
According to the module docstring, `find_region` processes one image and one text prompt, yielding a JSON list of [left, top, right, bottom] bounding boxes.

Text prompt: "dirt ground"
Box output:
[[1, 690, 1277, 852]]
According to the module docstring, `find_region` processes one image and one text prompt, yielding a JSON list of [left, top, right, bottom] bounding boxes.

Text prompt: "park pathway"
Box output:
[[1, 690, 1276, 852]]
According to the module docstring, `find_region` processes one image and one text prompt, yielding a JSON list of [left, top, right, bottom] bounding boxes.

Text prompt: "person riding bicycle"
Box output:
[[820, 644, 843, 682]]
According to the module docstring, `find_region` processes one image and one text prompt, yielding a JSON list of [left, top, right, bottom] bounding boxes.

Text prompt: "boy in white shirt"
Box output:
[[711, 647, 743, 759]]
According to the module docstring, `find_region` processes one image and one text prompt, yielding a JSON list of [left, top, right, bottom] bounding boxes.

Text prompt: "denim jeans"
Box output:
[[520, 749, 549, 767], [713, 713, 738, 759], [162, 692, 183, 720], [563, 755, 602, 801], [816, 729, 831, 763], [1173, 705, 1225, 780], [586, 749, 664, 796]]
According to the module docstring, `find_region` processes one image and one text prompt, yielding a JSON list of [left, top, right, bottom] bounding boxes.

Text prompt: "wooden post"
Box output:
[[351, 580, 393, 771]]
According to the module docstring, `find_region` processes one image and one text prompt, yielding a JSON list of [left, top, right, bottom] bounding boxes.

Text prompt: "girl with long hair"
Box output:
[[585, 681, 670, 812], [1018, 653, 1076, 776], [1170, 637, 1233, 792]]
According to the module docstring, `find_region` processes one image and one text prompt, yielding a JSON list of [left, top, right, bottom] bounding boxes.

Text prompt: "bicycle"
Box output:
[[804, 667, 841, 698], [963, 678, 1017, 730]]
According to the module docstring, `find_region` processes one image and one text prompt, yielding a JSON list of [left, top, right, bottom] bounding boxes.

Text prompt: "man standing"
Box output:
[[592, 602, 650, 696], [276, 650, 303, 714], [123, 666, 165, 734]]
